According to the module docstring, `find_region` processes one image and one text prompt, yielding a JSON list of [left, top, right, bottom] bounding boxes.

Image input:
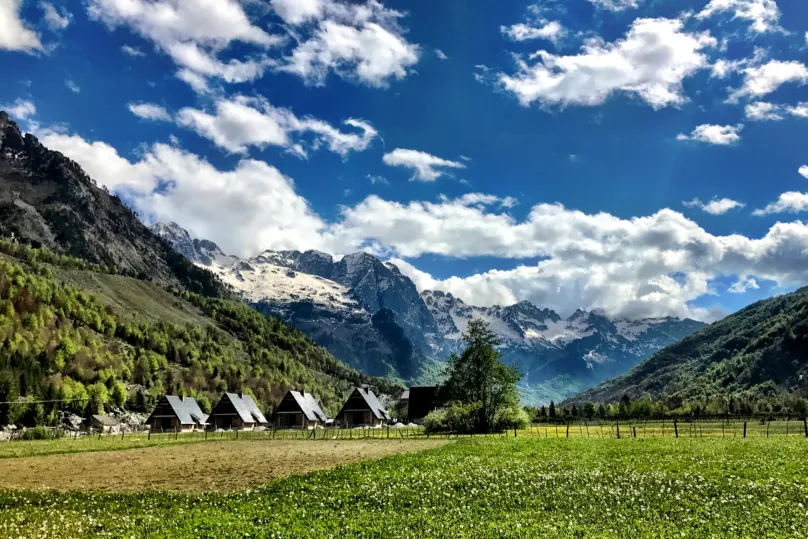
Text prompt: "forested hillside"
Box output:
[[0, 241, 399, 427], [571, 286, 808, 405]]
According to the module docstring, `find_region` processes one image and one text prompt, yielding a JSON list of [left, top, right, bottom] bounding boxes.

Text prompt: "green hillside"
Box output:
[[0, 241, 400, 427], [570, 287, 808, 404]]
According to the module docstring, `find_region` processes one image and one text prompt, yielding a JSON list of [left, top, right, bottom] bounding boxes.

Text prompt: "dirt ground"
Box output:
[[0, 439, 446, 493]]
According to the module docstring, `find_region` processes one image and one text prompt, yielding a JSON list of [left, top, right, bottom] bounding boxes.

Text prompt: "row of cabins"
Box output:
[[144, 387, 393, 432]]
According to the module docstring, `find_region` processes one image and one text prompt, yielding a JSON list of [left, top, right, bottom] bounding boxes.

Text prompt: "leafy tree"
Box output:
[[441, 319, 522, 433]]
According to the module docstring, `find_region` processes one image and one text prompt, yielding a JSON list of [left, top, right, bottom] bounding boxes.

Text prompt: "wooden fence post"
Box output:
[[743, 421, 747, 438], [803, 417, 808, 438], [766, 421, 770, 438], [632, 427, 637, 438], [565, 422, 569, 438], [175, 427, 178, 440], [148, 430, 151, 441], [616, 422, 620, 439]]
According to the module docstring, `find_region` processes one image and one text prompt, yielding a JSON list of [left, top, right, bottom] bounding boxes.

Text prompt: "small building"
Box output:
[[273, 390, 328, 429], [335, 387, 390, 428], [208, 392, 268, 431], [89, 414, 119, 433], [407, 386, 440, 423], [145, 395, 208, 432]]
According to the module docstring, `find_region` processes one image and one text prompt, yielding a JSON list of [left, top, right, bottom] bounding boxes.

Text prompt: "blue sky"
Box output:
[[2, 0, 808, 321]]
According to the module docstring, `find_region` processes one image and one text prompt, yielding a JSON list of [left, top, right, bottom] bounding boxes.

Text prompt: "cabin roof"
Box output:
[[91, 414, 119, 427], [222, 392, 268, 424], [164, 395, 208, 425], [338, 387, 389, 420], [288, 391, 328, 422]]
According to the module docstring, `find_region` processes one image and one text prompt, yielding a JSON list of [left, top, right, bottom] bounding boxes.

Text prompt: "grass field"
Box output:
[[1, 436, 806, 538]]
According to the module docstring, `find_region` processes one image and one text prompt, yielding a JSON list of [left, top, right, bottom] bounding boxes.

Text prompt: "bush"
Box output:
[[20, 426, 62, 440], [423, 408, 449, 433], [494, 405, 530, 431]]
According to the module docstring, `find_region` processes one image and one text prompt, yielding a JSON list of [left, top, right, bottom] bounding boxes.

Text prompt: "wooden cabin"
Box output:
[[208, 392, 267, 431], [89, 414, 119, 433], [407, 386, 440, 422], [335, 387, 390, 428], [145, 395, 208, 432], [273, 390, 328, 429]]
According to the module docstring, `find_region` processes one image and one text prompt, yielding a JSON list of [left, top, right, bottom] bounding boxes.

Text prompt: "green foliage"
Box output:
[[441, 319, 522, 433], [574, 286, 808, 407], [0, 254, 398, 427], [2, 437, 808, 537]]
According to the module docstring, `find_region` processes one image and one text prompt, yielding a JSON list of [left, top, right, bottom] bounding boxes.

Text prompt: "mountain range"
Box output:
[[570, 286, 808, 404], [153, 221, 706, 403]]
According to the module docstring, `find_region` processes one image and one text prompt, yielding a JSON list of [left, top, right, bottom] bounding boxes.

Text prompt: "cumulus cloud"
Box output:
[[332, 197, 808, 319], [38, 130, 327, 257], [128, 102, 171, 121], [787, 103, 808, 118], [587, 0, 643, 11], [501, 21, 566, 45], [64, 79, 80, 93], [39, 2, 71, 31], [677, 124, 743, 145], [175, 95, 378, 157], [683, 198, 745, 214], [729, 60, 808, 102], [744, 101, 783, 120], [30, 124, 808, 320], [497, 18, 716, 109], [0, 0, 43, 51], [272, 0, 420, 87], [87, 0, 283, 89], [753, 192, 808, 216], [800, 165, 808, 179], [382, 149, 466, 181], [434, 49, 448, 60], [696, 0, 782, 34], [1, 98, 36, 120]]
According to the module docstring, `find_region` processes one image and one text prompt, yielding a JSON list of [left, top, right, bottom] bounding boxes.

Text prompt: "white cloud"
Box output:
[[331, 197, 808, 319], [744, 101, 783, 120], [696, 0, 782, 34], [729, 60, 808, 102], [87, 0, 283, 89], [272, 0, 420, 87], [1, 98, 36, 120], [39, 2, 71, 31], [176, 95, 378, 157], [435, 48, 448, 60], [39, 130, 327, 257], [128, 103, 171, 121], [799, 165, 808, 179], [64, 79, 80, 93], [33, 124, 808, 321], [121, 44, 144, 57], [501, 21, 566, 45], [677, 124, 743, 145], [0, 0, 43, 51], [382, 149, 466, 181], [787, 103, 808, 118], [683, 197, 745, 215], [728, 275, 759, 294], [753, 192, 808, 216], [497, 18, 716, 109], [587, 0, 643, 11]]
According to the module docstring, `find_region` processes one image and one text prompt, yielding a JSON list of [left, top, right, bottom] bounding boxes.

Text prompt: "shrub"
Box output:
[[494, 405, 530, 431], [423, 408, 449, 433], [20, 426, 62, 440]]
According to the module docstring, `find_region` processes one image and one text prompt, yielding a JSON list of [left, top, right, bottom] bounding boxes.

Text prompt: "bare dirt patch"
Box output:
[[0, 439, 447, 493]]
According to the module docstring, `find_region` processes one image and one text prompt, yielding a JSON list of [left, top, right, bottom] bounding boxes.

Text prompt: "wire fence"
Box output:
[[2, 417, 806, 447]]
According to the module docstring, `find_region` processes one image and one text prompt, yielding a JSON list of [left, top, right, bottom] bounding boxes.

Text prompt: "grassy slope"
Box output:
[[1, 437, 806, 538], [0, 250, 400, 418], [569, 287, 808, 403]]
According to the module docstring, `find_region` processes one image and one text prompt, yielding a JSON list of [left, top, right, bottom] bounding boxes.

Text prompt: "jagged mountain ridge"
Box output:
[[154, 221, 706, 402], [421, 289, 706, 398], [0, 112, 224, 297]]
